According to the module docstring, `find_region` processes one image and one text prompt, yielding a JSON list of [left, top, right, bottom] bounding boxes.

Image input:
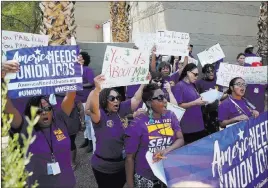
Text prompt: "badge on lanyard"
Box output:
[[47, 162, 61, 175], [254, 87, 259, 93]]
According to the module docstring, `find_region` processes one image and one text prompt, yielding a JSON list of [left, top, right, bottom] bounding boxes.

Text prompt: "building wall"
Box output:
[[130, 2, 260, 63], [74, 2, 110, 42]]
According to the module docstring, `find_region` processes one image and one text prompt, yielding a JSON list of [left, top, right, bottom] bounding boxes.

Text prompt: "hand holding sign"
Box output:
[[2, 60, 20, 78], [194, 97, 208, 106], [94, 75, 106, 92]]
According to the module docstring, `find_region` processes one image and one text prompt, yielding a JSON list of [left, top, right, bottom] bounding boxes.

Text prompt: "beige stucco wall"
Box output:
[[129, 2, 260, 63], [74, 2, 110, 42]]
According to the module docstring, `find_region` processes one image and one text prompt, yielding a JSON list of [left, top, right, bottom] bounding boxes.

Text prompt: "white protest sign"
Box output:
[[245, 56, 262, 64], [133, 33, 156, 53], [200, 89, 223, 104], [155, 30, 190, 56], [216, 63, 268, 87], [146, 151, 167, 186], [101, 46, 150, 88], [2, 30, 49, 79], [188, 56, 198, 66], [166, 103, 185, 121], [197, 43, 225, 67]]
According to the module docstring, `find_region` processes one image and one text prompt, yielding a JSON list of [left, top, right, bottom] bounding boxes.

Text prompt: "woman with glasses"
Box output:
[[196, 64, 223, 134], [125, 84, 184, 188], [218, 77, 259, 128], [2, 60, 78, 188], [173, 63, 208, 144], [86, 74, 146, 188]]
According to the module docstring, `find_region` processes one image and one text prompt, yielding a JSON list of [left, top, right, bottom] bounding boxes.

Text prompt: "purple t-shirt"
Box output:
[[126, 84, 140, 99], [91, 100, 132, 173], [11, 97, 31, 114], [218, 96, 252, 122], [12, 110, 75, 188], [125, 110, 181, 180], [173, 80, 205, 133], [76, 66, 95, 103], [244, 53, 257, 57], [244, 84, 267, 113]]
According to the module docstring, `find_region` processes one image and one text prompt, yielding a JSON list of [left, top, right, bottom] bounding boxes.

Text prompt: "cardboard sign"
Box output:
[[101, 46, 150, 88], [133, 33, 156, 53], [155, 30, 190, 56], [245, 56, 262, 64], [166, 103, 185, 121], [197, 43, 225, 67], [216, 63, 268, 87], [6, 45, 82, 98]]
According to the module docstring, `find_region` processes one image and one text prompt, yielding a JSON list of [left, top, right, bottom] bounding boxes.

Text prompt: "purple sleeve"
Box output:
[[170, 111, 181, 132], [124, 119, 142, 154], [173, 83, 184, 104], [218, 101, 230, 122], [83, 67, 95, 84], [119, 99, 132, 117]]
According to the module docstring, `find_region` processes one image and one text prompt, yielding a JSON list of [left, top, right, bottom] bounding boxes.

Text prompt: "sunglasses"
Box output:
[[151, 95, 166, 102], [37, 106, 52, 114], [152, 79, 163, 83], [233, 83, 247, 88], [107, 95, 121, 102], [190, 71, 199, 77]]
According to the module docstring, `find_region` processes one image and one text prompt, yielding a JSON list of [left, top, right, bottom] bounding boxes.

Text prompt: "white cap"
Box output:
[[246, 45, 254, 48]]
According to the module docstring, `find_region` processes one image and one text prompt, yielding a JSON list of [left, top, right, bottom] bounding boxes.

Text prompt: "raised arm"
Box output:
[[178, 56, 188, 75], [150, 46, 157, 72], [61, 91, 76, 116], [86, 75, 105, 124], [130, 84, 145, 112], [2, 60, 22, 129]]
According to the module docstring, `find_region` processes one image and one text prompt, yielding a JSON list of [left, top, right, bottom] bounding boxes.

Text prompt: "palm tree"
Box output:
[[39, 1, 77, 45], [257, 2, 268, 66], [110, 1, 130, 42]]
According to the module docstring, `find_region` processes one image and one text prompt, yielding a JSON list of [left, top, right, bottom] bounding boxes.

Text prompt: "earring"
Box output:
[[148, 108, 154, 124]]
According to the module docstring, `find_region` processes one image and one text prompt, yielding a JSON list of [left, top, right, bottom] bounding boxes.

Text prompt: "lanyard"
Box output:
[[40, 126, 55, 162], [228, 96, 248, 116]]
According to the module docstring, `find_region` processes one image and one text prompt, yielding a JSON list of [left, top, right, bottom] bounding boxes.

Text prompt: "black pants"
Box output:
[[70, 134, 77, 151], [92, 168, 126, 188], [183, 130, 208, 145]]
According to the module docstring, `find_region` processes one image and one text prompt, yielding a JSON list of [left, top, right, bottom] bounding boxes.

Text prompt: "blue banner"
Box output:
[[163, 112, 268, 188], [6, 45, 82, 98]]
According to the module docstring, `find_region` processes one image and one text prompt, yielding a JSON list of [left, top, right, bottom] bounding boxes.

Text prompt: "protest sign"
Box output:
[[197, 43, 225, 67], [155, 30, 190, 56], [216, 63, 268, 87], [101, 46, 150, 88], [200, 89, 223, 104], [6, 45, 82, 98], [245, 56, 262, 65], [166, 103, 185, 121], [148, 112, 268, 188], [133, 33, 156, 53]]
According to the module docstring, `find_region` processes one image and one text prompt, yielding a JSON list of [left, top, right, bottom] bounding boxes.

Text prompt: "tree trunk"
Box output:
[[39, 1, 77, 45], [257, 2, 268, 66]]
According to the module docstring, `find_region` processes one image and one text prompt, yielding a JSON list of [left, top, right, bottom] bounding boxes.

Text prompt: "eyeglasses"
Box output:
[[151, 95, 166, 102], [37, 106, 52, 114], [190, 71, 199, 77], [233, 82, 247, 87], [107, 95, 121, 102], [152, 79, 162, 83]]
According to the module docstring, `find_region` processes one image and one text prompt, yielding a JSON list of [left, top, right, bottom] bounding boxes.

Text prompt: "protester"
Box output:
[[2, 60, 77, 188], [244, 63, 267, 113], [218, 77, 259, 128], [76, 51, 95, 153], [125, 84, 184, 188], [236, 53, 251, 67], [189, 44, 194, 58], [173, 63, 208, 144], [86, 74, 147, 188], [244, 45, 257, 57], [196, 64, 223, 134]]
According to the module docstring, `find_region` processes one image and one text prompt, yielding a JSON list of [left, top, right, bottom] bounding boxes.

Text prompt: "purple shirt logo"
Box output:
[[106, 120, 114, 128]]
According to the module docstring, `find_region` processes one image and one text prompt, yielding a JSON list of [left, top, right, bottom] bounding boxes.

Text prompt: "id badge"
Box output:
[[51, 162, 61, 175], [122, 149, 126, 159], [47, 163, 54, 175]]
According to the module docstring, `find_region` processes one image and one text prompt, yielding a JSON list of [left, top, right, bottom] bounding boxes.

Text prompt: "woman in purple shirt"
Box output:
[[218, 77, 259, 128], [244, 45, 257, 57], [3, 60, 77, 188], [86, 74, 145, 188], [125, 84, 184, 188], [196, 64, 223, 134], [173, 63, 208, 144]]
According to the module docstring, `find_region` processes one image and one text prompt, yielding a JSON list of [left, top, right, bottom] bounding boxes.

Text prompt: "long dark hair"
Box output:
[[227, 77, 244, 94], [179, 63, 198, 81], [99, 88, 120, 112], [244, 48, 253, 54]]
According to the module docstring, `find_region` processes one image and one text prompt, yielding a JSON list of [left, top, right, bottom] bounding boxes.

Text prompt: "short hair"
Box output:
[[202, 64, 215, 74], [236, 53, 245, 60], [158, 61, 171, 72], [79, 51, 91, 66], [142, 84, 160, 105], [190, 44, 193, 48]]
